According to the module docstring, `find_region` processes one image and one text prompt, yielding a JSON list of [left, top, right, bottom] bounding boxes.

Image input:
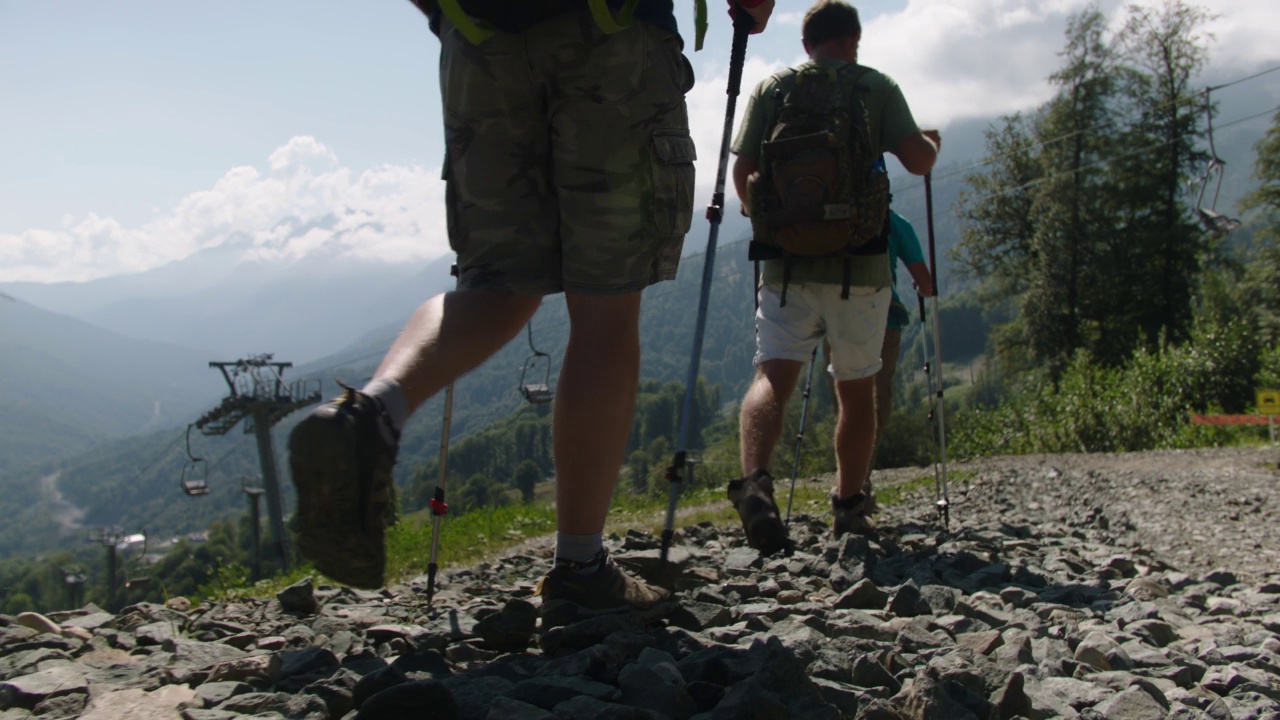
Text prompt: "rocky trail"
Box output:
[[2, 446, 1279, 720]]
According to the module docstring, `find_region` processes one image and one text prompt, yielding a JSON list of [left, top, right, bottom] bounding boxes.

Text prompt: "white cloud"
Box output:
[[857, 0, 1280, 130], [0, 137, 449, 283], [4, 0, 1275, 285]]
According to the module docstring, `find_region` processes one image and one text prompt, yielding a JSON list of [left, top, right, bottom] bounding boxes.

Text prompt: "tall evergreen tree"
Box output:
[[1238, 111, 1280, 343], [1114, 0, 1214, 346], [1024, 8, 1122, 374]]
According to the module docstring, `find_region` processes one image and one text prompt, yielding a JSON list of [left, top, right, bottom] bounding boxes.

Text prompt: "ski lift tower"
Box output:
[[87, 526, 125, 610], [194, 354, 320, 572]]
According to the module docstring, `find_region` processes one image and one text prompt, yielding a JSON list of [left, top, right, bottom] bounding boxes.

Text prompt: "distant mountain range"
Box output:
[[1, 233, 458, 364], [0, 292, 221, 476]]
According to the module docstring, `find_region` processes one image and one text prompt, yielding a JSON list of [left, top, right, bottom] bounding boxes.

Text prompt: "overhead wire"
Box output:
[[886, 63, 1280, 206]]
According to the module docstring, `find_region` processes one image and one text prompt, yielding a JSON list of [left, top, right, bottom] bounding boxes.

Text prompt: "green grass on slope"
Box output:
[[214, 472, 947, 601]]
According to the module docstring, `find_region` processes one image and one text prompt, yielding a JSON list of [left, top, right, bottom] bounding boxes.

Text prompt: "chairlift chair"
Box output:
[[241, 475, 265, 497], [1193, 89, 1242, 237], [180, 425, 210, 496], [519, 321, 555, 405], [121, 531, 151, 590]]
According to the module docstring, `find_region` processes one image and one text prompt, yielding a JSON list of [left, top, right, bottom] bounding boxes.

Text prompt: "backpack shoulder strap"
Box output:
[[436, 0, 495, 44]]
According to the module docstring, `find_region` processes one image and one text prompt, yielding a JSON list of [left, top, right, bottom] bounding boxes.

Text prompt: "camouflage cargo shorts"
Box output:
[[438, 9, 697, 295]]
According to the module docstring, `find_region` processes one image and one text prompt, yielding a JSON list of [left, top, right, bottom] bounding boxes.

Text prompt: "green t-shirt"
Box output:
[[732, 57, 921, 289]]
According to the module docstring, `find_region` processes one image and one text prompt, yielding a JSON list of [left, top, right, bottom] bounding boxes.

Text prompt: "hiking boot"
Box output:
[[288, 384, 398, 589], [727, 469, 791, 555], [832, 492, 874, 537], [865, 477, 879, 516], [536, 551, 670, 628]]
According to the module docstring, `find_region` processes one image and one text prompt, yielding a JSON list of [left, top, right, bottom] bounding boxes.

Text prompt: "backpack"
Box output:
[[747, 62, 891, 301]]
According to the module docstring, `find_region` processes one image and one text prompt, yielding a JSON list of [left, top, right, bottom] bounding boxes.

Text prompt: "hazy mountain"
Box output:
[[0, 229, 458, 365], [0, 292, 222, 476]]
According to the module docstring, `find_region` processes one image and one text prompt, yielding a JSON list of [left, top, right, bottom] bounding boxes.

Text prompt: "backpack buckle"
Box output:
[[823, 204, 852, 220]]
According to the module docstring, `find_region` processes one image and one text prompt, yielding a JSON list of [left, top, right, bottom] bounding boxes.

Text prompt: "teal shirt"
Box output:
[[732, 56, 922, 289], [886, 210, 924, 329]]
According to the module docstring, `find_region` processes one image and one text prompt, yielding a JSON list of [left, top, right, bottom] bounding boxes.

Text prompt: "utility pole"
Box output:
[[194, 354, 320, 573], [241, 476, 265, 582], [87, 526, 124, 611]]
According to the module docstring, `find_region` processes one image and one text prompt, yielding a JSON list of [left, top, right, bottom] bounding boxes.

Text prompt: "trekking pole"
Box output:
[[784, 346, 818, 523], [917, 292, 941, 507], [425, 381, 454, 605], [661, 7, 754, 565], [924, 173, 951, 529]]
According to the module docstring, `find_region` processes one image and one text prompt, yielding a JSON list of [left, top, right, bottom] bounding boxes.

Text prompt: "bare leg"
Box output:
[[552, 292, 642, 535], [739, 359, 803, 475], [873, 328, 902, 449], [374, 289, 543, 413], [835, 376, 877, 498]]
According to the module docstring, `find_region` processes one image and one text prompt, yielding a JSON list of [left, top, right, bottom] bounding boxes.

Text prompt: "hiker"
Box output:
[[822, 208, 933, 467], [286, 0, 775, 614], [727, 0, 939, 553], [868, 210, 933, 452]]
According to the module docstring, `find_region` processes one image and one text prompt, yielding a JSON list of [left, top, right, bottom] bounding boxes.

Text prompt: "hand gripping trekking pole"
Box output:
[[784, 346, 818, 523], [425, 380, 454, 605], [924, 173, 951, 529], [660, 8, 754, 565]]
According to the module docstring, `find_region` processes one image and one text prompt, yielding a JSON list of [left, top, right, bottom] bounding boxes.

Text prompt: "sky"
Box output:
[[1, 0, 1278, 284]]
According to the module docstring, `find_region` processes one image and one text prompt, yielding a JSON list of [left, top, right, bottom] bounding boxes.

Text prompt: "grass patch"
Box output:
[[213, 469, 952, 600]]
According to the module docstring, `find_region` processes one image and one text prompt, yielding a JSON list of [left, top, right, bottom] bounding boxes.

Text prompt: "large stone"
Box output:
[[1091, 685, 1167, 720], [80, 685, 199, 720], [484, 696, 556, 720], [357, 679, 459, 720], [11, 614, 59, 637], [475, 600, 537, 653], [277, 577, 321, 616], [617, 662, 696, 720], [205, 654, 283, 685], [0, 666, 87, 709], [833, 579, 889, 610], [506, 676, 621, 710]]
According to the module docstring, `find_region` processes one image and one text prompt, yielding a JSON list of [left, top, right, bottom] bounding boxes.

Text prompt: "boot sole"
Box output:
[[288, 413, 385, 589]]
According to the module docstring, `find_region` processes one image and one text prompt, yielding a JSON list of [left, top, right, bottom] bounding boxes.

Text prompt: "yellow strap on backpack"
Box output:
[[590, 0, 709, 51], [438, 0, 494, 44], [694, 0, 708, 51], [588, 0, 641, 34]]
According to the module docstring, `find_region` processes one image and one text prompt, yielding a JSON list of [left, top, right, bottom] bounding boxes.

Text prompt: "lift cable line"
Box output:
[[193, 354, 321, 571], [893, 63, 1280, 198]]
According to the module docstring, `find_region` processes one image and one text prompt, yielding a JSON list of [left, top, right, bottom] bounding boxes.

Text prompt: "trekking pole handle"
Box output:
[[727, 8, 752, 98]]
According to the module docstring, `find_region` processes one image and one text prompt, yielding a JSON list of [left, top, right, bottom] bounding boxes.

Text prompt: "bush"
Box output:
[[951, 316, 1257, 457]]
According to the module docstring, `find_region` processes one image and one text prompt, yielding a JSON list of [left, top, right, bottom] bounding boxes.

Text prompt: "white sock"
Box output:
[[554, 532, 605, 574], [361, 378, 408, 433]]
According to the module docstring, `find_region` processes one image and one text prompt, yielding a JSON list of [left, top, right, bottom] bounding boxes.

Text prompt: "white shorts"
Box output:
[[754, 283, 891, 381]]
